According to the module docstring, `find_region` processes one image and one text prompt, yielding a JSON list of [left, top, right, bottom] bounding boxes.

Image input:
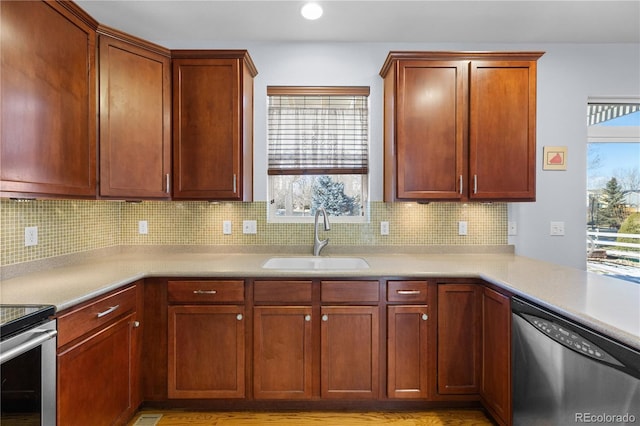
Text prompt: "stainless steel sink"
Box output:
[[262, 256, 370, 270]]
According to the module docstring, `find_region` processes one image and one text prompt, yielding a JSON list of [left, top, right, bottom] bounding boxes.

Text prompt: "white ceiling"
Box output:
[[75, 1, 640, 47]]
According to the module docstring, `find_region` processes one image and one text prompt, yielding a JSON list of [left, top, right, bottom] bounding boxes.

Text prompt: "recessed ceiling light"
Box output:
[[301, 2, 323, 20]]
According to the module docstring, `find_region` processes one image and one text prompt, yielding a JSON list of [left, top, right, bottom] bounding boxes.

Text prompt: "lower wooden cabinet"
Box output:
[[137, 276, 511, 424], [167, 305, 245, 399], [253, 306, 313, 399], [386, 280, 433, 399], [58, 314, 135, 426], [437, 283, 481, 395], [56, 283, 142, 426], [481, 286, 512, 425], [387, 305, 430, 398], [320, 306, 379, 399]]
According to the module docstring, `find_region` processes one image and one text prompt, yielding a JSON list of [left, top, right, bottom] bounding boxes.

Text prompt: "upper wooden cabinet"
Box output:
[[98, 28, 171, 199], [171, 51, 257, 200], [380, 51, 543, 202], [0, 0, 97, 198]]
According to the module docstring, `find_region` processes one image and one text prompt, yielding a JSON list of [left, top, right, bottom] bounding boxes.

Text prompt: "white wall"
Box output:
[[171, 40, 640, 269]]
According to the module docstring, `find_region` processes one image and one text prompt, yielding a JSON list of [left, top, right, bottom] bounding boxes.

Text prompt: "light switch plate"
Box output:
[[550, 221, 565, 236], [380, 221, 389, 236], [223, 220, 232, 235], [138, 220, 148, 235], [243, 220, 257, 234], [458, 221, 468, 236], [25, 226, 38, 247]]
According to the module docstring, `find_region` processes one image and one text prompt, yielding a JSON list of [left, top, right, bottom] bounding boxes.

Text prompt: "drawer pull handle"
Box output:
[[422, 314, 428, 321], [322, 314, 328, 322], [304, 315, 311, 322], [133, 321, 141, 328], [97, 305, 119, 318], [397, 290, 421, 295], [193, 290, 217, 295], [236, 314, 243, 321]]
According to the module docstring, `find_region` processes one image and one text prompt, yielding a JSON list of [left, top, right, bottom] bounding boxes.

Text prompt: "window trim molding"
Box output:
[[267, 86, 370, 96]]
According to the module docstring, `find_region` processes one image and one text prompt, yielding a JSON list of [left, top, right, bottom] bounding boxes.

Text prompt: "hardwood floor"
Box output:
[[128, 409, 494, 425]]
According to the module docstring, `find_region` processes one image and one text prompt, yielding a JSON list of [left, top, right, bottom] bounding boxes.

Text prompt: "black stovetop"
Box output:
[[0, 304, 55, 340]]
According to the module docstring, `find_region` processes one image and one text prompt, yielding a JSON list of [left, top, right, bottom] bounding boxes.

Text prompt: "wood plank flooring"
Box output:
[[128, 409, 494, 425]]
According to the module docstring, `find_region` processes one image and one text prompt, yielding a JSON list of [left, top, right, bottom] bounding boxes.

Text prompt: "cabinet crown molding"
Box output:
[[379, 51, 545, 77], [171, 50, 258, 77]]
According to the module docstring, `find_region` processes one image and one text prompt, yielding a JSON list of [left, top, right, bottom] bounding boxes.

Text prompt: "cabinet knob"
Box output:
[[422, 313, 428, 321], [304, 315, 311, 322], [322, 314, 328, 322], [236, 314, 243, 321], [133, 321, 140, 328]]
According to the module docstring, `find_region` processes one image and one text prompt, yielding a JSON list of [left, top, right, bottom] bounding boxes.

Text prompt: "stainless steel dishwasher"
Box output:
[[512, 297, 640, 425]]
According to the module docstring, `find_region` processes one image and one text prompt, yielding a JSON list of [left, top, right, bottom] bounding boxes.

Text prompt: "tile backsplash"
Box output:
[[1, 199, 507, 267]]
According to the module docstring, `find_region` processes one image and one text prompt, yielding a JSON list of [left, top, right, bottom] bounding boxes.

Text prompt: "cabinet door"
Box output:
[[99, 34, 171, 199], [469, 60, 537, 201], [481, 287, 512, 426], [387, 305, 430, 399], [168, 305, 245, 398], [320, 306, 379, 399], [0, 0, 96, 198], [58, 314, 135, 426], [437, 283, 481, 395], [393, 61, 467, 200], [253, 306, 313, 399], [172, 58, 242, 200]]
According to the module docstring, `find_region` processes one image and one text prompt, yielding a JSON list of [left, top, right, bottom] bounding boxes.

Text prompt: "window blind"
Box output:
[[268, 87, 369, 175]]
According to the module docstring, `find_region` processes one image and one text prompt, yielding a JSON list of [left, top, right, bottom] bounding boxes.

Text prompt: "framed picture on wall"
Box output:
[[543, 146, 567, 171]]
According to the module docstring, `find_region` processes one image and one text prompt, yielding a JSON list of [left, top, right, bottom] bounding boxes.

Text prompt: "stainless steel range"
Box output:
[[0, 304, 57, 426]]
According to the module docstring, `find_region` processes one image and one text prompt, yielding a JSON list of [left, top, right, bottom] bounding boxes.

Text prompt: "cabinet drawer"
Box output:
[[321, 281, 379, 303], [254, 280, 312, 304], [57, 285, 137, 347], [387, 281, 429, 303], [168, 280, 244, 303]]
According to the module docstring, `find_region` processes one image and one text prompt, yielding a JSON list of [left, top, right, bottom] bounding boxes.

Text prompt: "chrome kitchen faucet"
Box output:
[[313, 207, 331, 256]]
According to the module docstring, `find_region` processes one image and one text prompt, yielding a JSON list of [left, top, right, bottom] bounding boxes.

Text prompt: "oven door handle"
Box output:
[[0, 328, 57, 364]]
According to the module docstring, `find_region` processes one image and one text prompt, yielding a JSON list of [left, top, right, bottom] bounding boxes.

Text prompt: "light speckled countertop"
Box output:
[[1, 250, 638, 351]]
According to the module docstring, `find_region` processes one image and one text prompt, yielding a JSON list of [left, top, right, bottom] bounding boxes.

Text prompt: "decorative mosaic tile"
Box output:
[[1, 199, 507, 267]]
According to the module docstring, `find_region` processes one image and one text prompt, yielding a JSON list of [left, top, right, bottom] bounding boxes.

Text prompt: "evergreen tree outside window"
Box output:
[[267, 87, 369, 222]]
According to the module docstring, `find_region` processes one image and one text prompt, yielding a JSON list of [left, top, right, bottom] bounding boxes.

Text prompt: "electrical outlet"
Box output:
[[458, 221, 468, 236], [138, 220, 148, 235], [380, 221, 389, 236], [508, 221, 517, 236], [223, 220, 232, 235], [243, 220, 257, 234], [25, 226, 38, 247], [550, 221, 565, 236]]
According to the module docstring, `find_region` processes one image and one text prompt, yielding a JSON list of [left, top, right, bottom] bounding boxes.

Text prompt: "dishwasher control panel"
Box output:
[[523, 313, 624, 367]]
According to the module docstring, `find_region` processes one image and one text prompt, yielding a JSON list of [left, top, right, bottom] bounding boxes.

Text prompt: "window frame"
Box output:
[[266, 86, 371, 224]]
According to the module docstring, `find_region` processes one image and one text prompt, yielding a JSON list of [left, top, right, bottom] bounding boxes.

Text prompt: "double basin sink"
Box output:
[[262, 256, 370, 271]]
